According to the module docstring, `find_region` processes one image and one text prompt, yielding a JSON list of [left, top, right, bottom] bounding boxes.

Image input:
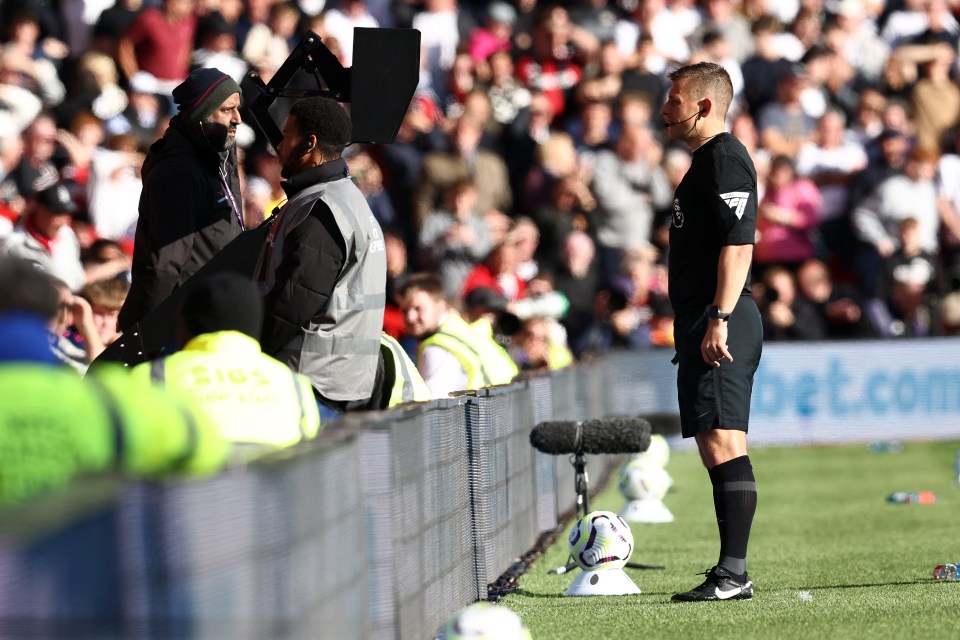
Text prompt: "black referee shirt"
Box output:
[[668, 132, 758, 317]]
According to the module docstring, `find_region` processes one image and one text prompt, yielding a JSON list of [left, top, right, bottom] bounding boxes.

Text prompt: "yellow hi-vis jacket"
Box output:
[[419, 313, 517, 391], [0, 364, 227, 509], [132, 331, 321, 449], [469, 316, 520, 382], [379, 333, 430, 408]]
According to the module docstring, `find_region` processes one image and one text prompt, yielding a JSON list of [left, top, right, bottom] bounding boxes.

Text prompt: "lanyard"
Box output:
[[217, 166, 244, 230]]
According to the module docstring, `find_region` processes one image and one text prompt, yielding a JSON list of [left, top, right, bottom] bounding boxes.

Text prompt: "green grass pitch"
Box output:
[[501, 440, 960, 640]]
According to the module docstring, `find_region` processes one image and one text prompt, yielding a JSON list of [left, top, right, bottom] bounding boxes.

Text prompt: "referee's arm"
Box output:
[[714, 245, 753, 316]]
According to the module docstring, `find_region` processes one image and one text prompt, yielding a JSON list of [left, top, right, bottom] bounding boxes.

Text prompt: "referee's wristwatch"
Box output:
[[706, 305, 731, 322]]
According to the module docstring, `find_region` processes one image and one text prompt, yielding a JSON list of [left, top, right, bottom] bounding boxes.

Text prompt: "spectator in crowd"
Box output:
[[461, 235, 526, 302], [78, 277, 129, 356], [106, 71, 164, 150], [515, 4, 592, 120], [908, 42, 960, 154], [852, 146, 939, 295], [50, 276, 103, 370], [850, 127, 911, 211], [795, 257, 875, 339], [591, 124, 672, 280], [754, 154, 822, 273], [414, 115, 511, 229], [8, 113, 59, 202], [323, 1, 379, 68], [118, 67, 243, 331], [484, 50, 532, 129], [192, 12, 247, 82], [461, 285, 523, 374], [398, 272, 516, 399], [132, 272, 321, 456], [757, 65, 817, 158], [86, 133, 144, 242], [740, 15, 794, 118], [383, 229, 412, 341], [688, 0, 753, 64], [866, 259, 938, 339], [849, 87, 887, 149], [118, 0, 197, 94], [532, 174, 595, 277], [1, 10, 67, 108], [256, 97, 386, 418], [795, 110, 867, 254], [755, 265, 821, 341], [581, 245, 673, 354], [829, 0, 889, 84], [242, 0, 300, 76], [413, 0, 476, 104], [510, 315, 572, 371], [1, 180, 86, 291], [347, 148, 398, 232], [93, 0, 144, 59], [417, 178, 493, 298], [876, 216, 939, 300], [0, 256, 227, 509], [520, 129, 579, 215], [937, 290, 960, 335], [935, 130, 960, 289], [466, 1, 515, 65], [553, 230, 605, 357]]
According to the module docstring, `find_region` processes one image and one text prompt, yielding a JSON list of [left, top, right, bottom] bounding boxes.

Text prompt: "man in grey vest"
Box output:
[[256, 97, 387, 419]]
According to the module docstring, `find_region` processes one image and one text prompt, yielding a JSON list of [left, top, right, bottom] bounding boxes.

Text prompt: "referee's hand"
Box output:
[[702, 323, 732, 368]]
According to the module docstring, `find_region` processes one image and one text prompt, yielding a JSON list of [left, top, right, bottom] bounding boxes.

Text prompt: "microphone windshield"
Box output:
[[529, 418, 651, 455]]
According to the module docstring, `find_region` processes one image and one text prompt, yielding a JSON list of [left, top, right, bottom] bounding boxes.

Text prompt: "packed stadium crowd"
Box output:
[[3, 0, 960, 503]]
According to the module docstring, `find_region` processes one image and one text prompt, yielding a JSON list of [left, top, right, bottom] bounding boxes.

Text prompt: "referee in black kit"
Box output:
[[661, 62, 762, 602]]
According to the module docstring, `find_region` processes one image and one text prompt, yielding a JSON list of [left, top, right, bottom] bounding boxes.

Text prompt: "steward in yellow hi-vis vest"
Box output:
[[133, 331, 321, 448], [131, 272, 321, 453], [379, 332, 430, 408], [0, 363, 227, 509]]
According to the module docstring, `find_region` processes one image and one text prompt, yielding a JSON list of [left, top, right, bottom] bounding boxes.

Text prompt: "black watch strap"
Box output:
[[707, 305, 731, 321]]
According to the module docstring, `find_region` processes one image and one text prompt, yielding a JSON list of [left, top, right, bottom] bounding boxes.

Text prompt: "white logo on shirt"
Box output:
[[720, 191, 750, 219], [672, 198, 684, 228]]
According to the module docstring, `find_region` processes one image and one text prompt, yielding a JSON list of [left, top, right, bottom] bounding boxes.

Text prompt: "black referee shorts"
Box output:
[[673, 295, 762, 438]]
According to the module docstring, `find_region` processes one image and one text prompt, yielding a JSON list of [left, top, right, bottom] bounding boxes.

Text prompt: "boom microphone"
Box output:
[[529, 417, 651, 455]]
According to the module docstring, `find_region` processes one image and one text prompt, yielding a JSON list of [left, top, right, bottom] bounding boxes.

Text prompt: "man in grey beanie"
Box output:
[[119, 67, 245, 332]]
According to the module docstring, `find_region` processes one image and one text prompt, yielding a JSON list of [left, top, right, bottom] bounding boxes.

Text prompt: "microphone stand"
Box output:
[[547, 451, 665, 575]]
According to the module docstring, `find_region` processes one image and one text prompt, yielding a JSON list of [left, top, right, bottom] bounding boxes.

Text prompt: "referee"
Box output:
[[661, 62, 762, 602]]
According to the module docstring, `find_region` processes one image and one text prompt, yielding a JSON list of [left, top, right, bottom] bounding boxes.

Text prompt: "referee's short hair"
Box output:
[[668, 62, 734, 119], [288, 97, 352, 159]]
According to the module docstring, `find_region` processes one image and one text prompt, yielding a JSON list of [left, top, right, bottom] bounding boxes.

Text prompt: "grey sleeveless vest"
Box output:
[[262, 177, 387, 401]]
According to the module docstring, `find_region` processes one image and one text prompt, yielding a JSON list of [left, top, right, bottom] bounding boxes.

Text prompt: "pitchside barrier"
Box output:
[[2, 341, 958, 638]]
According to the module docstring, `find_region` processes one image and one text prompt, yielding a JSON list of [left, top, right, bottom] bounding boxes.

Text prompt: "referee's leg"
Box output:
[[696, 428, 756, 581]]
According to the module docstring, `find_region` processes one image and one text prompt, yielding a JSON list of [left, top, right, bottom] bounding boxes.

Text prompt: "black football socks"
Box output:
[[709, 455, 757, 581]]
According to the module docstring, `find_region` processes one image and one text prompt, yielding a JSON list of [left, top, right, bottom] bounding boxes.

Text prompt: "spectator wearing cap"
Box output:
[[467, 1, 516, 64], [0, 180, 86, 291], [118, 67, 243, 332], [131, 272, 321, 455]]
